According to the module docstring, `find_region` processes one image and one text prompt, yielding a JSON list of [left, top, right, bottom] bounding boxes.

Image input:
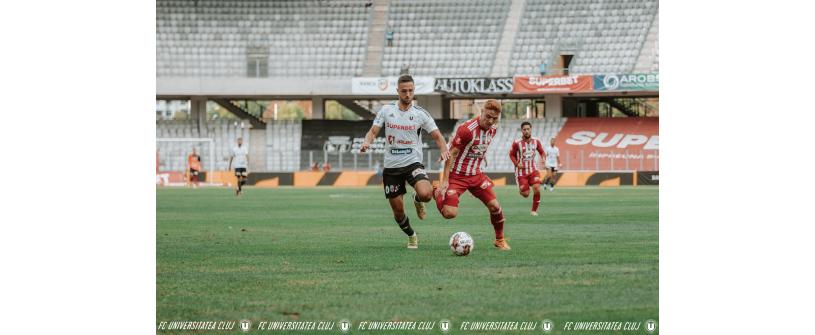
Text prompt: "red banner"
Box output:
[[513, 75, 594, 93], [555, 118, 659, 171]]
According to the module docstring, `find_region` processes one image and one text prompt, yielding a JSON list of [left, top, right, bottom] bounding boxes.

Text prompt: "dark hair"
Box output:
[[521, 121, 532, 129], [397, 74, 414, 84]]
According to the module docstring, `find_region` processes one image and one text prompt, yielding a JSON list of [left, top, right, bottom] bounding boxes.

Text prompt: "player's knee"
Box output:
[[532, 185, 540, 193], [520, 190, 529, 198], [488, 203, 502, 214], [442, 207, 457, 219], [416, 189, 433, 202]]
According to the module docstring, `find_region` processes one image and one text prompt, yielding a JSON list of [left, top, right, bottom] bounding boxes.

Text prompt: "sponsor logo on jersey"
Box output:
[[390, 148, 413, 155], [386, 122, 418, 131]]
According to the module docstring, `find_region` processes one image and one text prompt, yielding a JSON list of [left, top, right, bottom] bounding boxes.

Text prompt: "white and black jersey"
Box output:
[[372, 102, 438, 169]]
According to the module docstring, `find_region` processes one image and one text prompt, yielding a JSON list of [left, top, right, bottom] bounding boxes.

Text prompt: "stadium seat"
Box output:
[[157, 0, 371, 77]]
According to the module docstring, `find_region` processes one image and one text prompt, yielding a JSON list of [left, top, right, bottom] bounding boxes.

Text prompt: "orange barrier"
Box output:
[[334, 172, 376, 187], [294, 172, 325, 187], [173, 170, 655, 187], [207, 171, 238, 186]]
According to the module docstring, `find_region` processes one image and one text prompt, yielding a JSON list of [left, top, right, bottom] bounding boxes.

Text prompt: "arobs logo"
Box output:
[[645, 319, 657, 333], [239, 319, 251, 333], [599, 73, 659, 91], [339, 319, 351, 333], [440, 319, 451, 333], [541, 319, 553, 333]]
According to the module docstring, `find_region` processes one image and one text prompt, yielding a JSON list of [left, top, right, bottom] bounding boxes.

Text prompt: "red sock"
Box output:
[[490, 209, 505, 240], [532, 192, 541, 212], [434, 188, 444, 212]]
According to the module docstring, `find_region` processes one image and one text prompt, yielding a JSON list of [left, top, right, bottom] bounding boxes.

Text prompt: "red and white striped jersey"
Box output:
[[449, 117, 498, 176], [509, 137, 545, 177]]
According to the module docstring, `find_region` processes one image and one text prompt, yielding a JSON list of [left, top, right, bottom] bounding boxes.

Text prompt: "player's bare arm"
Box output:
[[360, 125, 381, 153], [509, 143, 520, 168], [429, 129, 449, 162], [441, 146, 460, 194]]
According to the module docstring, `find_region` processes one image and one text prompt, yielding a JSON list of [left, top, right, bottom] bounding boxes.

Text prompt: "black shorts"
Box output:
[[382, 162, 429, 198], [189, 169, 199, 176], [234, 168, 248, 177]]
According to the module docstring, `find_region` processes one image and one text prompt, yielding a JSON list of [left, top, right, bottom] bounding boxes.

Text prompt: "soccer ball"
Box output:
[[449, 232, 474, 256]]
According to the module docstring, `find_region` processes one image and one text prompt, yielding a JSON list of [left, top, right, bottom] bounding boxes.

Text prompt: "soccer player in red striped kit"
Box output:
[[433, 100, 510, 250], [509, 121, 546, 216]]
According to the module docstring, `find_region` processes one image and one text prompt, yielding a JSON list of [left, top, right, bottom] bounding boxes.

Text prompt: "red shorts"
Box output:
[[516, 170, 542, 192], [442, 173, 497, 208]]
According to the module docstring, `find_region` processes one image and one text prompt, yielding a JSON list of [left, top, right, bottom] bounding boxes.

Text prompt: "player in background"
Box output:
[[186, 148, 202, 188], [509, 122, 546, 216], [228, 137, 249, 196], [360, 75, 450, 249], [543, 137, 561, 191], [433, 100, 510, 250]]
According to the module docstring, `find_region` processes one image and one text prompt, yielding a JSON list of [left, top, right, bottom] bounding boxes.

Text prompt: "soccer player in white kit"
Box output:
[[228, 137, 250, 196], [543, 137, 561, 191], [360, 75, 450, 249]]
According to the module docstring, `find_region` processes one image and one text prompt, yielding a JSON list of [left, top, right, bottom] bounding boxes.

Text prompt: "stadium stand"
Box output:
[[509, 0, 658, 75], [156, 0, 658, 173], [156, 0, 372, 77], [381, 0, 511, 77], [156, 0, 659, 77]]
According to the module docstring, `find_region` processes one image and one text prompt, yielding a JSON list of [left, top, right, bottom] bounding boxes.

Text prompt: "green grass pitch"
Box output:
[[157, 186, 658, 333]]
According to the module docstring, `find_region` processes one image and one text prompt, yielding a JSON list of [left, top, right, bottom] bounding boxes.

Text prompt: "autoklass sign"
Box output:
[[434, 77, 514, 95], [593, 73, 659, 91], [351, 77, 435, 95], [513, 75, 593, 93]]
